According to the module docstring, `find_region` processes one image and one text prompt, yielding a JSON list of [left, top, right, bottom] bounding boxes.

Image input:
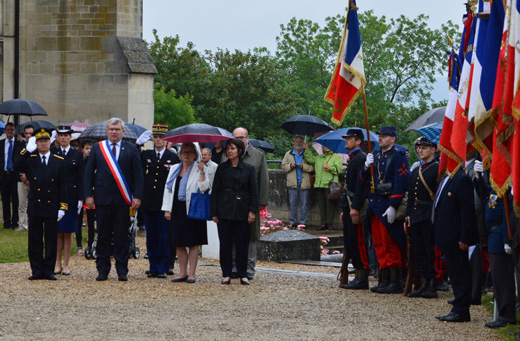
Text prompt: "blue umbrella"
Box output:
[[415, 121, 442, 144], [315, 127, 379, 154], [0, 120, 4, 135]]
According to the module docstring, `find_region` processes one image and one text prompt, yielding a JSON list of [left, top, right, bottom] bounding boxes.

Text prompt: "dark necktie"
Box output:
[[6, 140, 13, 171], [62, 149, 67, 157], [42, 155, 46, 166], [157, 152, 161, 161], [112, 144, 117, 158]]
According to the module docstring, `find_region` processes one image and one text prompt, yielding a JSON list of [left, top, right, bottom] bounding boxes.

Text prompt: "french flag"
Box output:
[[325, 0, 366, 125]]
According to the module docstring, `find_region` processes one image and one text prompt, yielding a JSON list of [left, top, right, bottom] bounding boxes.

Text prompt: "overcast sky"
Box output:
[[143, 0, 464, 52]]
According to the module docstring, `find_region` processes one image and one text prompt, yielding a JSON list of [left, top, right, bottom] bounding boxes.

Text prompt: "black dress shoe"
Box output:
[[485, 320, 514, 329], [145, 270, 151, 275], [167, 268, 174, 276], [447, 299, 455, 305], [96, 274, 108, 281], [147, 272, 157, 278], [45, 275, 58, 280], [240, 279, 250, 285], [436, 311, 470, 322], [221, 279, 231, 285], [156, 273, 167, 278], [28, 275, 44, 280], [118, 275, 128, 281]]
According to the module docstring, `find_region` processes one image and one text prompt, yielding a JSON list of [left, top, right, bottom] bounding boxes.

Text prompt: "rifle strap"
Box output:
[[419, 166, 435, 200]]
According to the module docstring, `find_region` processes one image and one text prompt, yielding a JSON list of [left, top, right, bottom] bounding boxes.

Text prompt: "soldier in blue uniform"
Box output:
[[339, 128, 369, 290], [361, 126, 409, 294], [404, 137, 439, 298], [141, 124, 180, 278], [14, 129, 68, 280]]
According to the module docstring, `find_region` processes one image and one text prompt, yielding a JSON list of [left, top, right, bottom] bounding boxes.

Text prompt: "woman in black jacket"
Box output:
[[210, 139, 258, 285]]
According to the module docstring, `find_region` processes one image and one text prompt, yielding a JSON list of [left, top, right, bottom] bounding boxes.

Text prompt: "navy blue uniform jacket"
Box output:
[[433, 169, 478, 253], [53, 147, 84, 205], [84, 140, 143, 206], [14, 151, 67, 217], [140, 148, 180, 211]]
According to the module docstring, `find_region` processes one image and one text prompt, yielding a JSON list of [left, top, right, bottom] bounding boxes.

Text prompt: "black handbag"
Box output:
[[328, 181, 344, 201], [188, 189, 211, 221]]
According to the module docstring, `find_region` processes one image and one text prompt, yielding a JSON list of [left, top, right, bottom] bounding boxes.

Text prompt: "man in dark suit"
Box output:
[[14, 128, 67, 280], [404, 137, 439, 298], [140, 124, 179, 278], [433, 167, 478, 322], [1, 122, 21, 230], [339, 128, 369, 290], [84, 118, 144, 281]]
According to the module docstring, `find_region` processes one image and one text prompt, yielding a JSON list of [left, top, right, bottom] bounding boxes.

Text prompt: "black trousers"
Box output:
[[168, 217, 177, 270], [1, 172, 19, 229], [342, 207, 369, 270], [95, 204, 130, 276], [490, 252, 516, 323], [445, 247, 472, 315], [218, 218, 250, 278], [76, 207, 96, 248], [28, 215, 57, 277], [410, 220, 436, 278]]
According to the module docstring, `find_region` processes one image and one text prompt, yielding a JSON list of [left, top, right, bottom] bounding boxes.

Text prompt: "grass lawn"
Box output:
[[0, 224, 88, 263]]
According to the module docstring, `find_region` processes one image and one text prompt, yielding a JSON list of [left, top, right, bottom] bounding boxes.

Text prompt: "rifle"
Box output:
[[403, 223, 416, 296]]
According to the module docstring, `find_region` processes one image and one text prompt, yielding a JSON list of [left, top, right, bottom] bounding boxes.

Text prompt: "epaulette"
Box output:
[[30, 154, 37, 157], [53, 154, 64, 160], [60, 202, 68, 210]]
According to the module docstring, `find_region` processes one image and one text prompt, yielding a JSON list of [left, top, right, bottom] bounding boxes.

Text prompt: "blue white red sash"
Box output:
[[99, 140, 133, 205]]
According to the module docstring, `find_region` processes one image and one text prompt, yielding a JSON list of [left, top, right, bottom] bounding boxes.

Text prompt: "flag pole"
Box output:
[[362, 88, 375, 193]]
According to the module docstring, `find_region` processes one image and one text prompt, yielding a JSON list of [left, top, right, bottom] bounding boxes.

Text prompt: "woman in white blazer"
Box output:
[[162, 142, 211, 283]]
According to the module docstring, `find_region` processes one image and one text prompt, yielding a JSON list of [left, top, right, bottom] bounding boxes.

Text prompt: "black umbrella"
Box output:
[[78, 122, 138, 142], [249, 139, 274, 153], [15, 120, 55, 134], [0, 98, 48, 116], [162, 123, 233, 144], [281, 115, 334, 136], [405, 106, 446, 132]]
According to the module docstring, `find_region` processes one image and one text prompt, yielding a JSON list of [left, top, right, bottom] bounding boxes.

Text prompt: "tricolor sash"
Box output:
[[99, 140, 133, 205]]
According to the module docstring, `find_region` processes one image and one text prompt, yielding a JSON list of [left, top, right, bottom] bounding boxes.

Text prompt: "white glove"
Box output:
[[365, 153, 374, 168], [382, 206, 396, 224], [77, 200, 83, 214], [474, 160, 483, 179], [50, 130, 57, 144], [26, 136, 37, 153], [136, 130, 152, 145], [57, 209, 65, 221], [505, 243, 513, 255]]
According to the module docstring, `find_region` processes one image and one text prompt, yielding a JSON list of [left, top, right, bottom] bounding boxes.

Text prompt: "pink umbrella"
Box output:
[[62, 122, 91, 133], [162, 123, 233, 144]]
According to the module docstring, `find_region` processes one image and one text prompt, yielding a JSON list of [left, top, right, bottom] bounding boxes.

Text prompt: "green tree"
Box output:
[[154, 86, 196, 129]]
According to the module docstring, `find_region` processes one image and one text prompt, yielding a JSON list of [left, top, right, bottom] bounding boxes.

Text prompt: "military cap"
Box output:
[[342, 128, 364, 142], [34, 128, 51, 140], [377, 126, 397, 137], [152, 124, 168, 136], [56, 125, 73, 134], [414, 136, 437, 149]]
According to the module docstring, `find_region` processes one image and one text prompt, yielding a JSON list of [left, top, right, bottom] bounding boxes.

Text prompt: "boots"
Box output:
[[407, 277, 427, 298], [370, 268, 390, 292], [378, 268, 403, 294], [421, 278, 438, 299], [341, 269, 369, 290]]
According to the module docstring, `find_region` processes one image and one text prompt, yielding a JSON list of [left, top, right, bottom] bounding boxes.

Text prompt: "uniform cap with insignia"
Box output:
[[34, 128, 51, 140], [152, 124, 168, 136], [56, 125, 73, 134]]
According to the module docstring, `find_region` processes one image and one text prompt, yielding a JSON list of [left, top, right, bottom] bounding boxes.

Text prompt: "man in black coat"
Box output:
[[84, 118, 144, 281], [14, 128, 67, 280], [404, 137, 439, 298], [140, 124, 180, 278], [0, 122, 22, 230], [339, 129, 369, 290], [433, 167, 478, 322]]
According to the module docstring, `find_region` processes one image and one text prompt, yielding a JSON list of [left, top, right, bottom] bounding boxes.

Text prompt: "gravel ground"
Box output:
[[0, 235, 500, 340]]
